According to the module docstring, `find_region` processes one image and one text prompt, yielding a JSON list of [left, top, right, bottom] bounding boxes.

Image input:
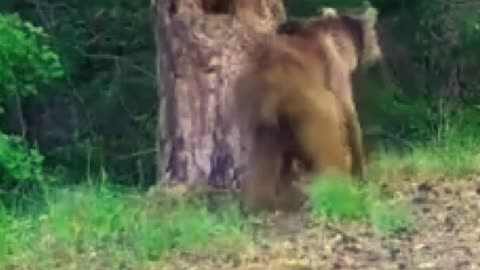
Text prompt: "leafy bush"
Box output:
[[0, 13, 63, 110], [0, 132, 49, 207], [0, 133, 45, 185], [0, 13, 61, 200]]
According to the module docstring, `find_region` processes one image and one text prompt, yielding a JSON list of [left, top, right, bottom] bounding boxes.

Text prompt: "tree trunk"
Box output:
[[154, 0, 286, 189]]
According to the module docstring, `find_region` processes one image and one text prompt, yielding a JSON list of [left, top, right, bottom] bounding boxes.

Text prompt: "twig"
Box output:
[[114, 148, 158, 161], [13, 87, 27, 139], [30, 0, 53, 32], [82, 53, 155, 80]]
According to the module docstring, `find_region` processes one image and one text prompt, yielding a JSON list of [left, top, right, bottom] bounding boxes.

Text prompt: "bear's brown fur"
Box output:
[[277, 7, 382, 178], [235, 8, 382, 212]]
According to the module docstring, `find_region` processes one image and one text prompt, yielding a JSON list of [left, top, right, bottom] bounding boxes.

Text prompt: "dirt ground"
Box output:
[[162, 177, 480, 270]]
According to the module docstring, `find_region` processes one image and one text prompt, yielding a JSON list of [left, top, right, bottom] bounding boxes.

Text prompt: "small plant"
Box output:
[[369, 199, 413, 236]]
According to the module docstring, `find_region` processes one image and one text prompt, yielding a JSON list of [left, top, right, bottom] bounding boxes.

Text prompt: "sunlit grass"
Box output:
[[307, 174, 369, 220], [307, 173, 413, 235], [0, 184, 251, 269], [367, 130, 480, 181], [369, 198, 413, 236]]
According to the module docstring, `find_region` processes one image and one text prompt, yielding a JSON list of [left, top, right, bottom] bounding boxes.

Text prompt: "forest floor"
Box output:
[[2, 145, 480, 270], [162, 177, 480, 270]]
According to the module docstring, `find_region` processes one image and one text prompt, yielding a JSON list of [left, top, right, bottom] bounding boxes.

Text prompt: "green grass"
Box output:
[[368, 126, 480, 181], [307, 173, 414, 235], [307, 174, 369, 220], [368, 144, 478, 181], [0, 184, 251, 269]]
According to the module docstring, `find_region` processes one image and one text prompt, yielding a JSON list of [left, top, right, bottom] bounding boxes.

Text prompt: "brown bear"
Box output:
[[277, 7, 382, 178], [235, 7, 382, 212]]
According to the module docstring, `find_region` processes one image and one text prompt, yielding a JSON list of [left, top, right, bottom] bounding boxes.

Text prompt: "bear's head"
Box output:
[[277, 6, 382, 70]]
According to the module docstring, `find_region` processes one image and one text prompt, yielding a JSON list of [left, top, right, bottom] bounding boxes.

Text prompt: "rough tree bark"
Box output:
[[154, 0, 286, 190]]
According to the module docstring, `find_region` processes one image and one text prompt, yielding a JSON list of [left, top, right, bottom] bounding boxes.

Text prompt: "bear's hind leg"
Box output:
[[295, 92, 350, 177], [241, 126, 284, 212]]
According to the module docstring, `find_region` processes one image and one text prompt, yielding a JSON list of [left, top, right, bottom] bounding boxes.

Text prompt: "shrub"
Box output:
[[0, 13, 63, 108], [0, 133, 45, 184], [0, 13, 62, 201]]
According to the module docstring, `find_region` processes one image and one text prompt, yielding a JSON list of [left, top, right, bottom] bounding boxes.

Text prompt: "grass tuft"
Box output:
[[307, 173, 413, 235], [369, 199, 413, 236], [307, 174, 368, 220]]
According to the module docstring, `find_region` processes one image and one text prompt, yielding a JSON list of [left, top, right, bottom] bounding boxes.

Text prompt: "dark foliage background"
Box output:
[[1, 0, 156, 186]]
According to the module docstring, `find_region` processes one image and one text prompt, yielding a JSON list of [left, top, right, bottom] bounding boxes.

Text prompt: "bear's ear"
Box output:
[[347, 6, 378, 27], [362, 6, 378, 28], [318, 7, 338, 18], [277, 20, 305, 35], [353, 6, 382, 66]]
